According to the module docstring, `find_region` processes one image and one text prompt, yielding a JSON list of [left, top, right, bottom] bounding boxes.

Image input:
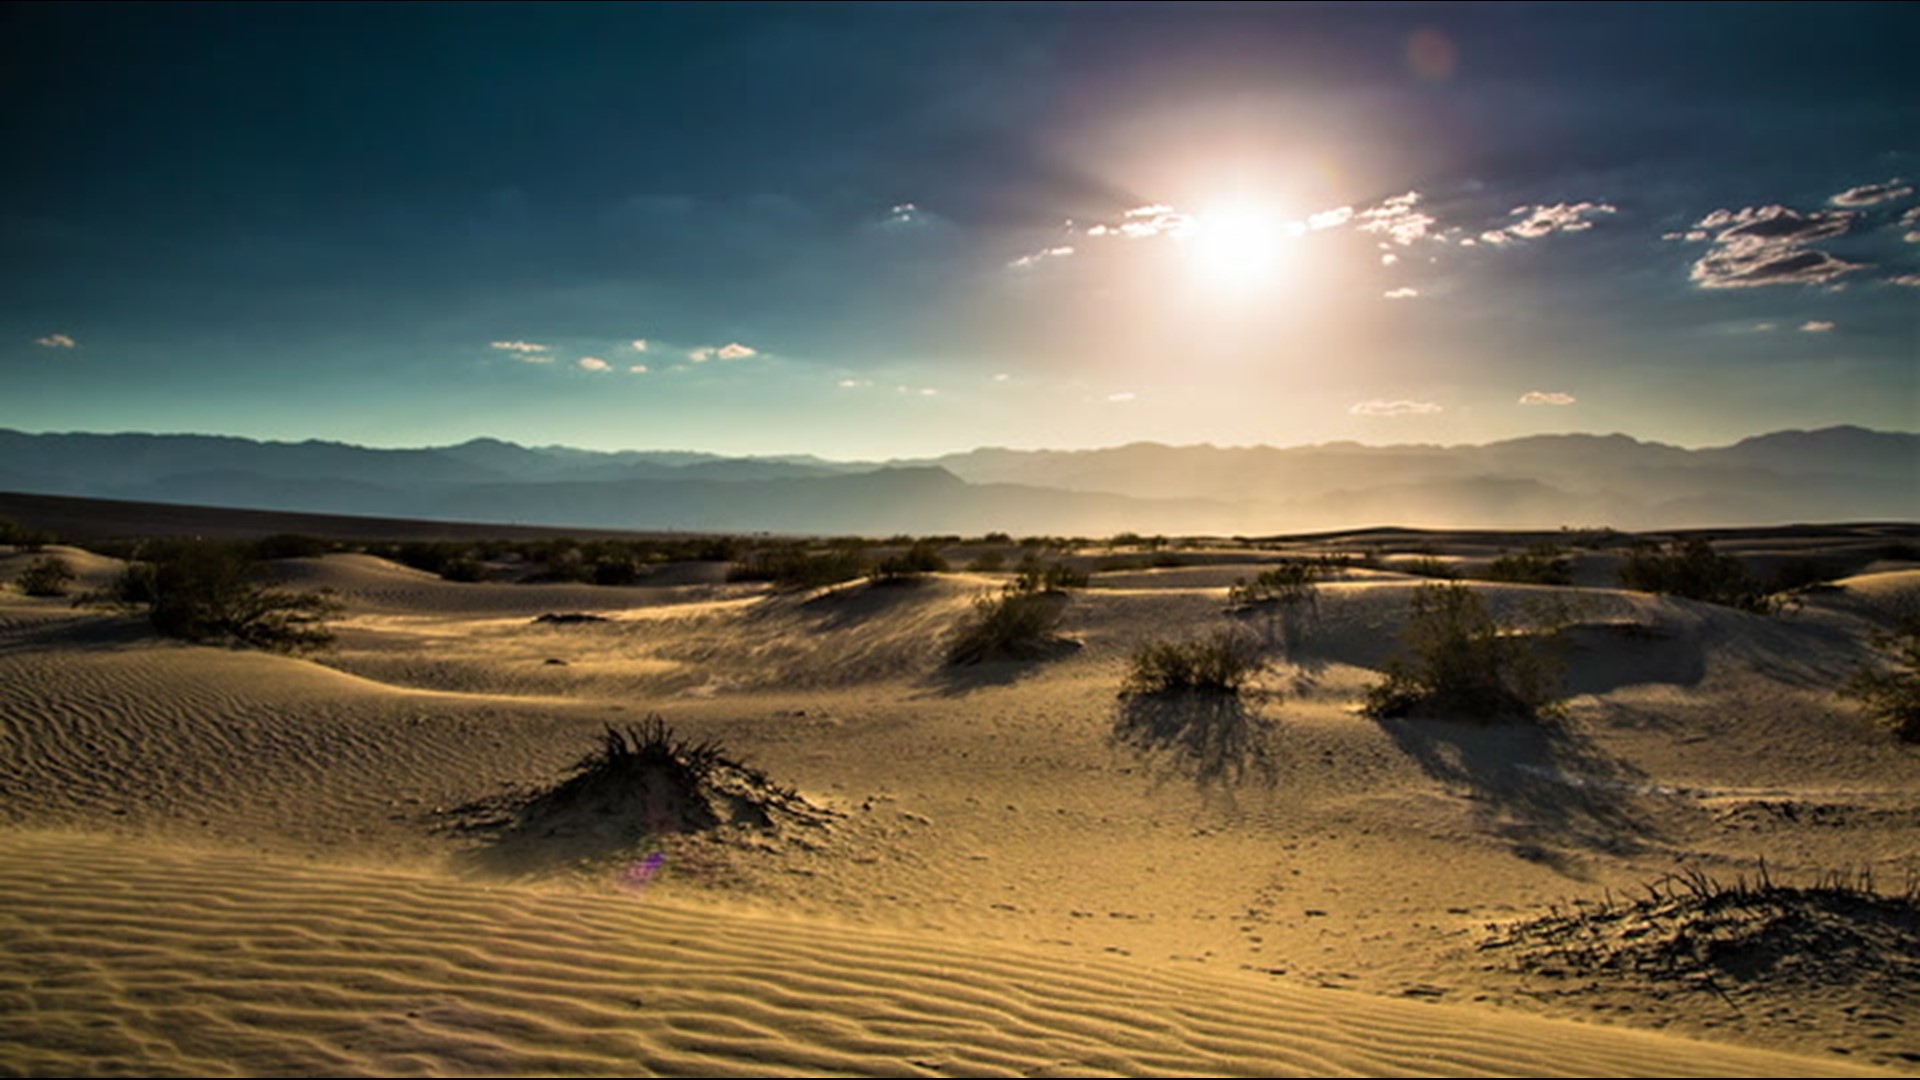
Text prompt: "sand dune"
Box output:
[[0, 830, 1885, 1078], [3, 527, 1918, 1075]]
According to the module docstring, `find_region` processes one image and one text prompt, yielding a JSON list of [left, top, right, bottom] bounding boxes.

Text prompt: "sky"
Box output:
[[2, 1, 1915, 459]]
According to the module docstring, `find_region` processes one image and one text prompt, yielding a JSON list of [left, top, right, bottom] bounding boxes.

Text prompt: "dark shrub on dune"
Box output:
[[1618, 538, 1778, 614], [1123, 630, 1262, 696], [95, 539, 340, 652], [1364, 583, 1559, 722], [1847, 602, 1920, 742], [15, 555, 77, 597]]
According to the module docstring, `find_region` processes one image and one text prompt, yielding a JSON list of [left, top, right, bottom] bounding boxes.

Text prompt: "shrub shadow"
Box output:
[[1376, 716, 1661, 871], [1110, 692, 1278, 792]]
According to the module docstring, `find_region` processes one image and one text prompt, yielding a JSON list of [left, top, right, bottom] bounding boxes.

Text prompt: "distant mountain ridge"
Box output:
[[0, 426, 1911, 534]]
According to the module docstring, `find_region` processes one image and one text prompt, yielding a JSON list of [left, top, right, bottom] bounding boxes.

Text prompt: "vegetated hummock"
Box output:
[[1, 507, 1918, 1076]]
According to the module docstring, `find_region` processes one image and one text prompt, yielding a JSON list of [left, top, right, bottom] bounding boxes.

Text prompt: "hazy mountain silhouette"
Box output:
[[0, 426, 1910, 534]]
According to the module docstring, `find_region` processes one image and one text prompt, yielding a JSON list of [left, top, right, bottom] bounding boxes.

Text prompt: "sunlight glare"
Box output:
[[1184, 203, 1291, 294]]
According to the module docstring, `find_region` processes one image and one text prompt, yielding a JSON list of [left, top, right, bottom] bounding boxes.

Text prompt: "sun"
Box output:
[[1183, 203, 1290, 293]]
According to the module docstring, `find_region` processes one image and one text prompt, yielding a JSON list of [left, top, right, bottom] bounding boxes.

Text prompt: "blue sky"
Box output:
[[3, 2, 1914, 458]]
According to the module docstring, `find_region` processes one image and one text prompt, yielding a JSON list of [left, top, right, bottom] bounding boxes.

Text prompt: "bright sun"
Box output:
[[1184, 204, 1289, 293]]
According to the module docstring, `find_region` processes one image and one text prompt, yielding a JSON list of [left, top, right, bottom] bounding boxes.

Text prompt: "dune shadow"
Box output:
[[1110, 692, 1279, 792], [0, 611, 155, 656], [1376, 715, 1661, 871], [920, 638, 1084, 697]]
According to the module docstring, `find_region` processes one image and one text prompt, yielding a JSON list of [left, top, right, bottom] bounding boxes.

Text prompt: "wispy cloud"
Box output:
[[629, 339, 649, 353], [577, 356, 610, 372], [1888, 273, 1920, 288], [836, 377, 872, 388], [895, 384, 938, 396], [1307, 206, 1354, 230], [1380, 252, 1400, 266], [1382, 286, 1420, 299], [992, 373, 1011, 382], [1799, 320, 1835, 332], [1902, 207, 1920, 243], [629, 364, 650, 374], [491, 340, 553, 361], [1676, 205, 1865, 288], [1497, 202, 1618, 240], [1106, 391, 1137, 403], [1008, 245, 1075, 269], [689, 342, 758, 363], [34, 333, 76, 348], [1086, 204, 1193, 241], [1349, 398, 1441, 416], [1519, 390, 1576, 405], [1356, 191, 1435, 246], [1830, 179, 1914, 208]]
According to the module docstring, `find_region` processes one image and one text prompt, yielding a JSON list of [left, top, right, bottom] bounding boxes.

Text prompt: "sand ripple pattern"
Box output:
[[0, 832, 1876, 1078]]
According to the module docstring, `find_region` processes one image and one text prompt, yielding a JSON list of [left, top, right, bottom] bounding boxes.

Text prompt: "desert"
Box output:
[[3, 499, 1917, 1076]]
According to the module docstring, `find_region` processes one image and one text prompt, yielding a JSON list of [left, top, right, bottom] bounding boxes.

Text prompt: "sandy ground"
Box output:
[[2, 528, 1917, 1076]]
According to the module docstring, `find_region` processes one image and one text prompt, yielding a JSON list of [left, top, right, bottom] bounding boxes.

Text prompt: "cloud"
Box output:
[[1519, 390, 1576, 405], [629, 339, 649, 353], [491, 340, 553, 361], [1307, 206, 1354, 230], [1106, 391, 1137, 403], [1678, 205, 1865, 288], [1754, 321, 1778, 331], [1500, 202, 1619, 240], [1008, 245, 1075, 269], [1831, 179, 1913, 208], [885, 202, 923, 226], [629, 364, 650, 374], [894, 385, 938, 396], [1888, 274, 1920, 288], [1799, 320, 1835, 332], [1382, 286, 1420, 299], [577, 356, 611, 372], [992, 373, 1011, 382], [1902, 207, 1920, 243], [1380, 252, 1399, 265], [836, 378, 872, 388], [34, 333, 75, 348], [1086, 204, 1194, 241], [688, 342, 755, 363], [1349, 398, 1442, 416], [1356, 191, 1435, 246]]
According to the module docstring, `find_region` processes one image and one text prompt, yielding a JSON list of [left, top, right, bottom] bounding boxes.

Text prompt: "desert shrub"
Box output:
[[1484, 544, 1573, 586], [1364, 583, 1559, 721], [591, 556, 646, 586], [947, 589, 1068, 664], [870, 540, 949, 583], [438, 556, 490, 582], [1123, 630, 1261, 696], [15, 555, 77, 597], [0, 518, 54, 550], [1013, 554, 1088, 594], [251, 533, 333, 561], [1228, 559, 1324, 608], [1400, 555, 1459, 580], [967, 551, 1006, 572], [1618, 538, 1777, 613], [729, 544, 870, 589], [1767, 557, 1847, 593], [96, 539, 340, 652], [1845, 602, 1920, 742]]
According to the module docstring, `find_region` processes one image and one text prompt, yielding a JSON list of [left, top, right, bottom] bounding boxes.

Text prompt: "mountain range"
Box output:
[[0, 427, 1912, 535]]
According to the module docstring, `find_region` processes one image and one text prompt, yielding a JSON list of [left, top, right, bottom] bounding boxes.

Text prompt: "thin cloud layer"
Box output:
[[1519, 390, 1576, 405], [1382, 286, 1420, 299], [1678, 205, 1865, 288], [1008, 245, 1075, 269], [1799, 320, 1835, 332], [490, 340, 553, 361], [1086, 204, 1193, 241], [1349, 398, 1441, 416], [577, 356, 611, 372], [1831, 179, 1913, 207], [34, 333, 76, 348]]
